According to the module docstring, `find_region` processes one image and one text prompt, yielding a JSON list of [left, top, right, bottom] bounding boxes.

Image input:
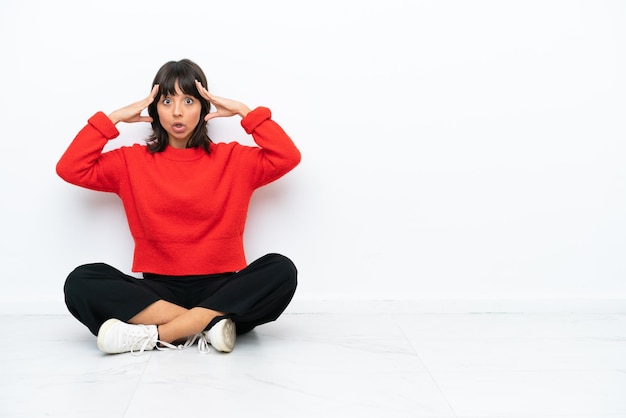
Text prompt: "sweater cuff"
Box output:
[[241, 106, 271, 134], [88, 111, 120, 140]]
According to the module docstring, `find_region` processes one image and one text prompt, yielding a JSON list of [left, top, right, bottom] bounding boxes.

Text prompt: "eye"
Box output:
[[162, 98, 171, 105], [185, 97, 194, 105]]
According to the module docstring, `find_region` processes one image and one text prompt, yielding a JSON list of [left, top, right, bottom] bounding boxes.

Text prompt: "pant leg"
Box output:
[[197, 253, 298, 334], [64, 262, 164, 335]]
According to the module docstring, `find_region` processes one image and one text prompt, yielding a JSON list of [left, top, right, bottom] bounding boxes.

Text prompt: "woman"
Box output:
[[56, 59, 301, 355]]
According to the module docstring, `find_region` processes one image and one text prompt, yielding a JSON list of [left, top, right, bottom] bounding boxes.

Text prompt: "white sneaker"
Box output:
[[202, 318, 236, 353], [96, 318, 159, 355]]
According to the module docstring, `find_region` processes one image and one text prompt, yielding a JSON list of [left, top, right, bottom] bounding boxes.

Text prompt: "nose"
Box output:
[[173, 101, 183, 116]]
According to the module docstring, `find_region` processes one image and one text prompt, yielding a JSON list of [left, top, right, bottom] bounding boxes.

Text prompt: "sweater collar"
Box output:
[[161, 145, 207, 161]]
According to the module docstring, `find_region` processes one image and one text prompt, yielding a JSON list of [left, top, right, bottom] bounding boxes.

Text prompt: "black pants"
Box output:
[[64, 253, 297, 336]]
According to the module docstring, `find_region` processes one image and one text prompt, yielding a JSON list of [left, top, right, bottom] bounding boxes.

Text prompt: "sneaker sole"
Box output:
[[211, 319, 236, 353], [96, 318, 122, 353]]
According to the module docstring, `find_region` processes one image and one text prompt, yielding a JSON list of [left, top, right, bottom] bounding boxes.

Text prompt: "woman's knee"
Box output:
[[64, 262, 111, 297], [263, 253, 297, 272], [264, 253, 298, 286]]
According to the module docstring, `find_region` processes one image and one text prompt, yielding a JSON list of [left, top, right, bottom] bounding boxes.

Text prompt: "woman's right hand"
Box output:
[[108, 85, 159, 125]]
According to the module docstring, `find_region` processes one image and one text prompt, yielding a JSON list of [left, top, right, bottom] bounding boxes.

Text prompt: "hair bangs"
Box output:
[[157, 65, 201, 99]]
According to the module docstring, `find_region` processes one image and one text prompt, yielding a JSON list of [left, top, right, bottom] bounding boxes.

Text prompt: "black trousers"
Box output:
[[64, 253, 297, 336]]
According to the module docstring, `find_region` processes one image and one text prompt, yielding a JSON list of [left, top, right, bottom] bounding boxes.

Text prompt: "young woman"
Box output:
[[56, 59, 301, 355]]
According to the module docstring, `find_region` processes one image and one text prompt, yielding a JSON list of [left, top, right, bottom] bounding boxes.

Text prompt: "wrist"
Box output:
[[107, 112, 120, 125], [238, 105, 251, 118]]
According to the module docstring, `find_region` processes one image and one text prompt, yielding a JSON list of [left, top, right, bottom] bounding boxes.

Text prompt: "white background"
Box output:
[[0, 0, 625, 314]]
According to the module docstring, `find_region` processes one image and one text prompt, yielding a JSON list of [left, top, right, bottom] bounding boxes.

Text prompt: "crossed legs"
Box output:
[[64, 253, 298, 351], [128, 300, 224, 343]]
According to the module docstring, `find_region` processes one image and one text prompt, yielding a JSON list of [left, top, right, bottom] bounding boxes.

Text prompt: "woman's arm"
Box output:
[[196, 81, 301, 185], [55, 112, 123, 192], [56, 86, 159, 192], [241, 107, 302, 187]]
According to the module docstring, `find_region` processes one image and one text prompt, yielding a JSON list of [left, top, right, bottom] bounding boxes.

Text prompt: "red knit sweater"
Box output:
[[56, 107, 301, 275]]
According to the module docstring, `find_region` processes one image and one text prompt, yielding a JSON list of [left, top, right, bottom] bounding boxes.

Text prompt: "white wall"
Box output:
[[1, 0, 625, 314]]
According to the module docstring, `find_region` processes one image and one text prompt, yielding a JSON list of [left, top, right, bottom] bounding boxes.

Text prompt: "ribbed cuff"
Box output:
[[241, 106, 271, 134], [88, 111, 120, 140]]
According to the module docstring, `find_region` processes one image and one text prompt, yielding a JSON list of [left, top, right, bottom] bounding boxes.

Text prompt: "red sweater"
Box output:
[[57, 107, 301, 275]]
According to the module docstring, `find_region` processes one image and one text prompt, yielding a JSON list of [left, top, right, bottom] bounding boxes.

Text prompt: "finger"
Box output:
[[144, 85, 159, 106], [138, 116, 153, 123], [204, 112, 221, 122], [195, 79, 209, 91], [195, 80, 210, 98], [128, 115, 153, 123], [149, 84, 159, 100], [204, 91, 221, 103], [133, 85, 159, 113]]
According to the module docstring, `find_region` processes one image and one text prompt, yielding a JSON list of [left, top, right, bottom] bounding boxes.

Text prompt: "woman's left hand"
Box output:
[[195, 80, 251, 121]]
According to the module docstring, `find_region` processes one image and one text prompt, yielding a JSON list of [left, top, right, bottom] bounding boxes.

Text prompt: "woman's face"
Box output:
[[156, 80, 202, 149]]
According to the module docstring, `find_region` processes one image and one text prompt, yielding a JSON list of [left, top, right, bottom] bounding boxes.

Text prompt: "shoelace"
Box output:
[[122, 324, 160, 356], [130, 343, 153, 355], [179, 332, 212, 354], [130, 332, 212, 355], [129, 334, 192, 356], [197, 332, 211, 354]]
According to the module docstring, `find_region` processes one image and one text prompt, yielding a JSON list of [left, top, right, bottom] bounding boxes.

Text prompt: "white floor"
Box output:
[[1, 312, 626, 418]]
